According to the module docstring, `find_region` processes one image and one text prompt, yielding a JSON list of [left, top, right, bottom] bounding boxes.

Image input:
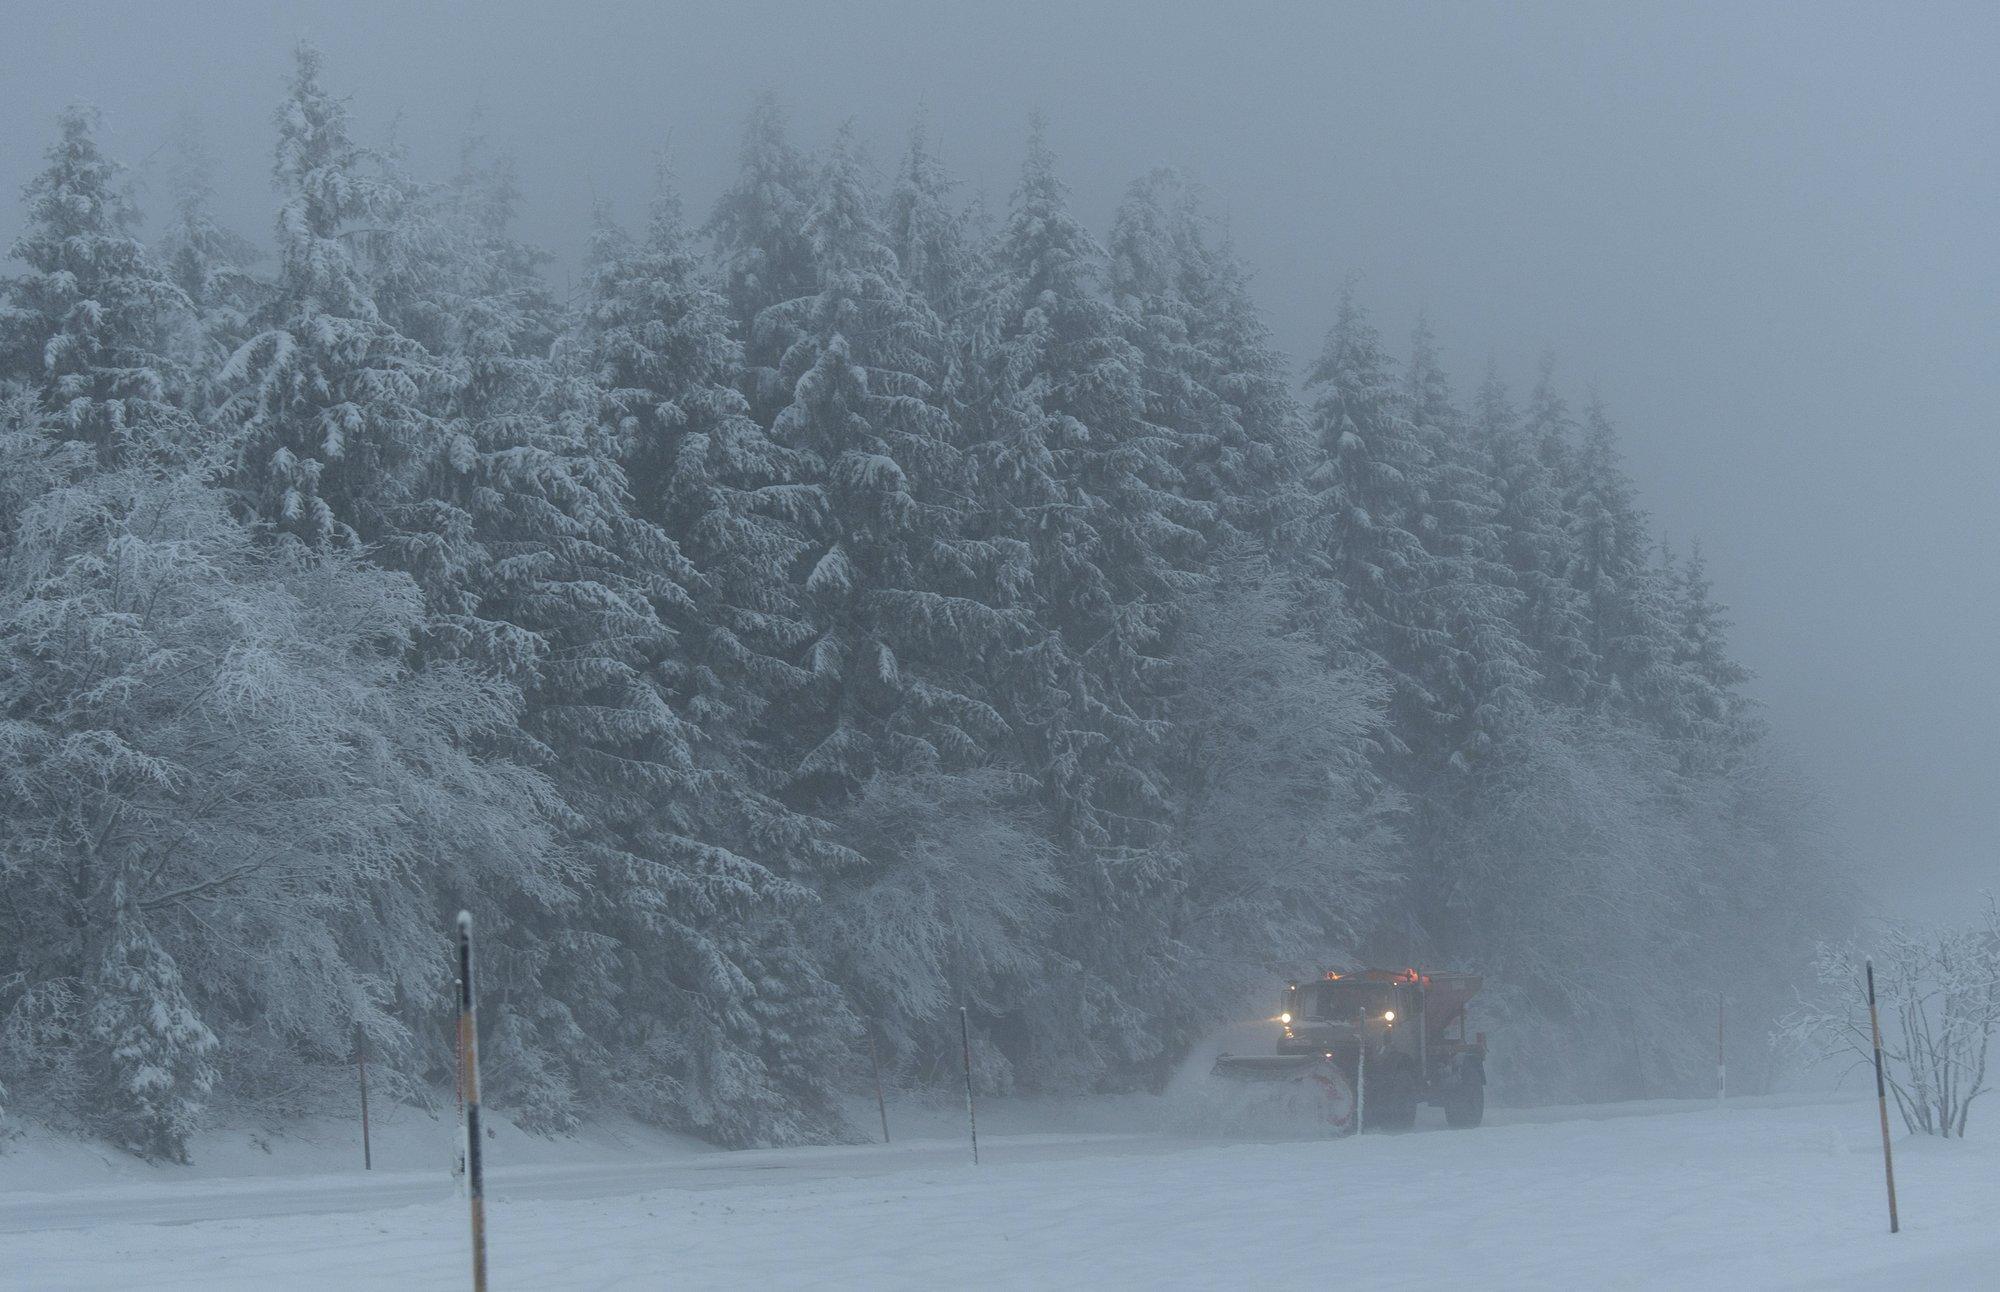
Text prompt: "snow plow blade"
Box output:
[[1197, 1053, 1354, 1134], [1211, 1055, 1329, 1079]]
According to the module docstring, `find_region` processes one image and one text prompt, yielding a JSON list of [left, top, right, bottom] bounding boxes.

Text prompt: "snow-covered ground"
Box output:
[[3, 1091, 1993, 1289]]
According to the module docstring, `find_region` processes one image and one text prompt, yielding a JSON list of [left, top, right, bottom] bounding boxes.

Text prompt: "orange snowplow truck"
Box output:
[[1214, 969, 1487, 1130]]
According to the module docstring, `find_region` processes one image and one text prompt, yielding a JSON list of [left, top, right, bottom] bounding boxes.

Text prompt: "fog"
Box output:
[[3, 0, 1992, 916]]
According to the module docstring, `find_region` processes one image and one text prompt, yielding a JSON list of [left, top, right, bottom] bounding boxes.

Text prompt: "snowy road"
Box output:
[[4, 1095, 1995, 1289], [0, 1131, 1195, 1234]]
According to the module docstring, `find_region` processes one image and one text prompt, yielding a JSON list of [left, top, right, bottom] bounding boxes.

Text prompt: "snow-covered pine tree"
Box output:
[[1567, 391, 1681, 720], [354, 131, 572, 668], [330, 132, 856, 1142], [0, 50, 1852, 1136], [1104, 176, 1406, 1073], [207, 52, 638, 1132], [966, 122, 1212, 1088], [357, 163, 639, 1130], [220, 45, 446, 547], [976, 122, 1207, 842], [1150, 556, 1394, 1074], [83, 905, 217, 1163], [724, 128, 1062, 1090], [576, 175, 869, 1145], [155, 112, 263, 407], [1664, 540, 1756, 776], [1174, 215, 1304, 550], [1109, 168, 1296, 551], [583, 177, 819, 729], [362, 128, 559, 374], [809, 763, 1061, 1090], [885, 113, 980, 327], [1, 105, 195, 466], [707, 95, 820, 426], [1298, 288, 1435, 746], [1398, 321, 1536, 957], [218, 99, 620, 1136], [1435, 362, 1722, 1096], [1523, 352, 1579, 482], [1404, 320, 1534, 772], [1478, 359, 1596, 706], [1568, 394, 1712, 756], [762, 124, 1020, 804]]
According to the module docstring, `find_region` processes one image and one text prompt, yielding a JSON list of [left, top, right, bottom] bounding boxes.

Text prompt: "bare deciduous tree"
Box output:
[[1784, 900, 1999, 1137]]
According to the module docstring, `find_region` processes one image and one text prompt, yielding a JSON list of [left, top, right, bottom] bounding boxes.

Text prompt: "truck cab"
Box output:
[[1276, 970, 1486, 1129]]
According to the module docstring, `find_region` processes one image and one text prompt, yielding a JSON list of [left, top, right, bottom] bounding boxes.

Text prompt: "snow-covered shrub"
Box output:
[[84, 915, 217, 1162], [1785, 904, 1999, 1138]]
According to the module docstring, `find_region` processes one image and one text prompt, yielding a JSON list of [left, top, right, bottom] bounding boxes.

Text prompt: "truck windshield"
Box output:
[[1308, 982, 1396, 1021]]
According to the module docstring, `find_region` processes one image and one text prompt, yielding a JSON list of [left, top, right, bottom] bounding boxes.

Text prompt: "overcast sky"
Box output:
[[3, 1, 1993, 917]]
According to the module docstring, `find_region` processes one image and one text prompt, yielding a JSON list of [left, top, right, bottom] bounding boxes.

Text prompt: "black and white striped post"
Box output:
[[457, 912, 488, 1289]]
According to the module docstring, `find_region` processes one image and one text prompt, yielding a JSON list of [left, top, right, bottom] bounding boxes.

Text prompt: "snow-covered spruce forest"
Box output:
[[0, 47, 1846, 1162]]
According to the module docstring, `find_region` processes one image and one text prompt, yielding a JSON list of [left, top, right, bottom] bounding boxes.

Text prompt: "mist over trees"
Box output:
[[0, 50, 1847, 1159]]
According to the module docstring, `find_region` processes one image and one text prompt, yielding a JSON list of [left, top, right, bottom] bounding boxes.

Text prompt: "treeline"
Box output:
[[0, 48, 1843, 1160]]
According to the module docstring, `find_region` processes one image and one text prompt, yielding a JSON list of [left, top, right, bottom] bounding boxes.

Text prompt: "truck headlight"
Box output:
[[1279, 1012, 1292, 1025], [1382, 1010, 1395, 1022]]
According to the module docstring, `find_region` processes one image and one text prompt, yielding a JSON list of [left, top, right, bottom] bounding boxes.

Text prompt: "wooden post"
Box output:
[[1417, 981, 1427, 1088], [458, 913, 488, 1289], [1716, 993, 1726, 1102], [868, 1030, 891, 1145], [1354, 1043, 1367, 1136], [452, 975, 467, 1192], [355, 1025, 373, 1171], [1865, 960, 1899, 1235], [959, 1006, 979, 1165]]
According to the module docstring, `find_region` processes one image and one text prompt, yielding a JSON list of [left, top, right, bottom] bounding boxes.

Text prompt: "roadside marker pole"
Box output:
[[355, 1025, 373, 1170], [959, 1006, 979, 1165], [1865, 960, 1899, 1235], [869, 1030, 891, 1145], [1354, 1044, 1367, 1136], [1716, 994, 1726, 1102], [458, 912, 489, 1289], [453, 976, 467, 1193]]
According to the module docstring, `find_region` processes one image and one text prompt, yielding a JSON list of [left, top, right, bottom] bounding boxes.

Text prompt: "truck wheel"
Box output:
[[1369, 1064, 1419, 1131], [1444, 1076, 1484, 1128]]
